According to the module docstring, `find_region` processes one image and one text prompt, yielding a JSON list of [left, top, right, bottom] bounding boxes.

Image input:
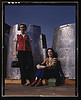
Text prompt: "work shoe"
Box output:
[[22, 83, 30, 86]]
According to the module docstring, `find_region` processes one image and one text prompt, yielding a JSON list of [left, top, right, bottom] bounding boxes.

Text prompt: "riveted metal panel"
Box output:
[[52, 23, 75, 79], [6, 24, 21, 79], [28, 24, 47, 66]]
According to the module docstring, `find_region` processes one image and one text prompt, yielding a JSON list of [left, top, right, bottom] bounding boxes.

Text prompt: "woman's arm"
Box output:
[[36, 58, 48, 69], [36, 64, 46, 69], [14, 41, 17, 60]]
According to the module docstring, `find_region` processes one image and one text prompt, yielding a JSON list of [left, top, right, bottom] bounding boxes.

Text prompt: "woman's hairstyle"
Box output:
[[18, 23, 27, 31], [46, 48, 58, 58]]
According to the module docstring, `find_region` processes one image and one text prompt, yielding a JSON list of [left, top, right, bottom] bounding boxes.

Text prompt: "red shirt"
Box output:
[[17, 34, 31, 51]]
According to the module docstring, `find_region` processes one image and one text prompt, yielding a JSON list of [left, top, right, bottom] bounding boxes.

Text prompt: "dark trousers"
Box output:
[[35, 69, 59, 80], [34, 63, 60, 80], [35, 69, 44, 79], [44, 69, 60, 79], [18, 51, 34, 84]]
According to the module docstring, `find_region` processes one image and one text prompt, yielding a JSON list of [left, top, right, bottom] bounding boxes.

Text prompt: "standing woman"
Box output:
[[14, 23, 34, 86]]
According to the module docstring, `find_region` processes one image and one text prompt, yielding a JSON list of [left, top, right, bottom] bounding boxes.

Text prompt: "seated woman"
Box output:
[[31, 48, 61, 86]]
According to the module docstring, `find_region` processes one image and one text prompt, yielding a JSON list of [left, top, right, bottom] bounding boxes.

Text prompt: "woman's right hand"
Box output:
[[36, 64, 40, 69], [14, 55, 17, 60], [36, 64, 46, 69]]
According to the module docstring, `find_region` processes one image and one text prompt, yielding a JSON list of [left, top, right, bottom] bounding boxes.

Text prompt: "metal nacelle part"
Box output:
[[52, 23, 75, 79]]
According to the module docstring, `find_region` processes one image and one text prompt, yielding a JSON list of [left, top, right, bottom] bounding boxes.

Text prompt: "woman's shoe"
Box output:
[[31, 80, 38, 86], [35, 81, 43, 86]]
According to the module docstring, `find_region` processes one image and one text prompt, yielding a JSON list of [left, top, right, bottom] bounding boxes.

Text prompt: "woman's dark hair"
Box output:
[[18, 23, 27, 31], [46, 48, 58, 58]]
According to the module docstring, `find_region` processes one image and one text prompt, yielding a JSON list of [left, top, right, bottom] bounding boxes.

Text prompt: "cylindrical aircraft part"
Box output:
[[52, 23, 75, 79]]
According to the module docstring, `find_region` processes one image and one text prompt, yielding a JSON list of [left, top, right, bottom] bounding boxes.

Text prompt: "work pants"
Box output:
[[18, 51, 34, 84]]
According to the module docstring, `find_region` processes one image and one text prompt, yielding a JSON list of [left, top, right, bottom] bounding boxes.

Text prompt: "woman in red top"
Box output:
[[14, 23, 34, 86]]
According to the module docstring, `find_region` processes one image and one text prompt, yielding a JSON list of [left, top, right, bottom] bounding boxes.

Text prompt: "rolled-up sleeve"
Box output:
[[51, 58, 57, 66], [41, 58, 48, 64]]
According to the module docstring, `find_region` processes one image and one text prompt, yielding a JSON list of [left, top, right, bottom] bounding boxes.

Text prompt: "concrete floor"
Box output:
[[4, 83, 76, 97]]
